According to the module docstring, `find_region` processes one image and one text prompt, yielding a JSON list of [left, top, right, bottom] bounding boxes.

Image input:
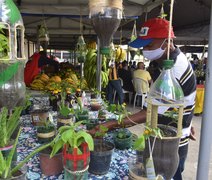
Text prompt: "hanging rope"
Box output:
[[79, 5, 83, 35], [167, 0, 174, 60]]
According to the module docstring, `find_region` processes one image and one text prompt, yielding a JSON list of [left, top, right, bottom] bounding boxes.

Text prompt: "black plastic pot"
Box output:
[[89, 140, 114, 175]]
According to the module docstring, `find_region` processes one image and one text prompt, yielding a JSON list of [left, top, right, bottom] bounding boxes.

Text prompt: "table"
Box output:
[[18, 114, 136, 180], [194, 84, 205, 114]]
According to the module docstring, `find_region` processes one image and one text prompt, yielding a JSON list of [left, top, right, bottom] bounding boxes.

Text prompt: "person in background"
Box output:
[[133, 61, 152, 93], [106, 61, 124, 104], [90, 17, 196, 180], [147, 61, 161, 82], [24, 51, 59, 86], [131, 61, 137, 70], [118, 60, 135, 93]]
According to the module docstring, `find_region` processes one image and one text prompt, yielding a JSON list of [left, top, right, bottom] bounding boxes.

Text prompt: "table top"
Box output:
[[18, 114, 136, 180]]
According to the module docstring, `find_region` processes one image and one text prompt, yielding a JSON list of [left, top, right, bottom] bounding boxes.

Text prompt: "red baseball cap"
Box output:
[[129, 18, 175, 48]]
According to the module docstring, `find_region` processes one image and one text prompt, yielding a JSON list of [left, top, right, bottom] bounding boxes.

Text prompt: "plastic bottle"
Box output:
[[145, 59, 185, 180], [81, 91, 88, 107], [149, 59, 184, 105]]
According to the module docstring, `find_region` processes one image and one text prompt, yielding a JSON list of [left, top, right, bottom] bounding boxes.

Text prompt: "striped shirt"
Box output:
[[156, 47, 196, 147]]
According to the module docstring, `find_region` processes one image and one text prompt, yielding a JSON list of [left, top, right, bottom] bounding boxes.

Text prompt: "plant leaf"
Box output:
[[0, 62, 19, 87], [133, 135, 145, 151], [75, 131, 94, 151], [61, 129, 74, 143], [0, 151, 6, 177], [50, 139, 64, 158]]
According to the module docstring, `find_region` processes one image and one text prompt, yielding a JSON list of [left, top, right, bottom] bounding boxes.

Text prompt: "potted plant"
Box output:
[[36, 116, 56, 144], [132, 107, 182, 180], [0, 128, 52, 179], [74, 97, 89, 122], [0, 106, 25, 160], [108, 103, 133, 150], [88, 125, 114, 175], [57, 88, 75, 129], [50, 121, 94, 180], [38, 141, 63, 176]]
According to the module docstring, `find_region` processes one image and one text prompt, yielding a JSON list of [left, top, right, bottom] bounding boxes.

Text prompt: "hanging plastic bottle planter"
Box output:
[[145, 59, 184, 179], [89, 0, 123, 55], [0, 0, 26, 109], [76, 35, 87, 63], [37, 21, 50, 51]]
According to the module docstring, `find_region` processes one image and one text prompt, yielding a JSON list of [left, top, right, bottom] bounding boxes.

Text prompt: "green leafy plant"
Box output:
[[58, 91, 74, 117], [50, 121, 94, 157], [94, 125, 109, 152], [0, 128, 52, 179], [133, 108, 180, 151], [74, 97, 88, 121], [107, 103, 131, 139], [0, 107, 23, 148], [0, 24, 9, 59], [133, 124, 162, 151], [0, 95, 31, 147], [94, 125, 108, 139]]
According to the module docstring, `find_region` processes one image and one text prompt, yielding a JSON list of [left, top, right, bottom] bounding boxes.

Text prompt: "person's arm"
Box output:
[[88, 109, 147, 136]]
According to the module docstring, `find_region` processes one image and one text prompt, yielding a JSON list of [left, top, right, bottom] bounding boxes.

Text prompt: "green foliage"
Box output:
[[94, 125, 108, 138], [0, 128, 52, 178], [74, 97, 88, 120], [0, 24, 9, 59], [50, 121, 94, 157], [0, 95, 31, 148], [58, 91, 74, 117], [107, 103, 131, 127], [0, 107, 23, 147], [133, 124, 162, 151]]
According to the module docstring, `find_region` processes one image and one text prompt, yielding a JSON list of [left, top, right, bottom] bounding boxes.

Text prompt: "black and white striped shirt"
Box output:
[[157, 47, 197, 147]]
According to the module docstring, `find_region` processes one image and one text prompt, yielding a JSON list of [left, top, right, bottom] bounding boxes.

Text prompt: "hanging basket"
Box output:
[[63, 143, 90, 180]]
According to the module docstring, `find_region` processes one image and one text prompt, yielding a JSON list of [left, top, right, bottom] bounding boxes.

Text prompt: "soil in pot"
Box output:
[[113, 129, 133, 150], [39, 147, 63, 176], [89, 140, 114, 175], [37, 125, 56, 144]]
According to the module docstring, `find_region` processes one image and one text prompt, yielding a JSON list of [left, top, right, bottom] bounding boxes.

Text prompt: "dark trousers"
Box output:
[[106, 80, 124, 104], [173, 144, 189, 180]]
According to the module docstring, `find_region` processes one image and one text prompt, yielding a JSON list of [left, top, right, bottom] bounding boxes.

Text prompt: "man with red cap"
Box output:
[[89, 18, 196, 180]]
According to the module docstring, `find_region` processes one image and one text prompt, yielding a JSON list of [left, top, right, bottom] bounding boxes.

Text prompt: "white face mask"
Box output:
[[143, 39, 167, 61]]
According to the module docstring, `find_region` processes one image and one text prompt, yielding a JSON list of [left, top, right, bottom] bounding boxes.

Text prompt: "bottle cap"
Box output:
[[163, 59, 174, 69]]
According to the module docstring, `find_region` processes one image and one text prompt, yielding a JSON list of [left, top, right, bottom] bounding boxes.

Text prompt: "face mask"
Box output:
[[143, 39, 167, 61]]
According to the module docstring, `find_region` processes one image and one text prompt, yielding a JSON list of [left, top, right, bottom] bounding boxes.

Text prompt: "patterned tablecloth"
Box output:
[[18, 114, 136, 180]]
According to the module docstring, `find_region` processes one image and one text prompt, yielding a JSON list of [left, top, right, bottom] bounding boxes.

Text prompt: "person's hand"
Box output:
[[189, 126, 196, 141]]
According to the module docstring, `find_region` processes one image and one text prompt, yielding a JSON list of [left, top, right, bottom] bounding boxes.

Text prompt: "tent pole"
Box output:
[[196, 1, 212, 179], [96, 38, 102, 98]]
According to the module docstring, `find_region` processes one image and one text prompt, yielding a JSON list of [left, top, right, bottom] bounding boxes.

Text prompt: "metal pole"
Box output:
[[196, 1, 212, 179], [96, 38, 102, 98]]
